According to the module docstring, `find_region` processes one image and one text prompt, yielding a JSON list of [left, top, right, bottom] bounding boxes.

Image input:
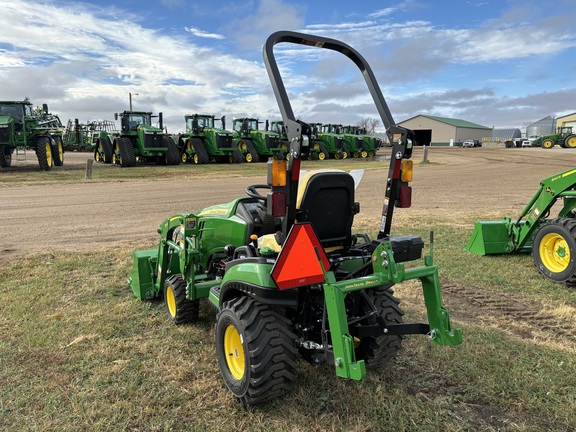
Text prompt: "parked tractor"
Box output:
[[176, 114, 242, 164], [270, 120, 320, 160], [94, 110, 180, 167], [532, 127, 576, 149], [0, 98, 65, 171], [357, 126, 383, 155], [309, 122, 344, 159], [232, 117, 282, 162], [466, 167, 576, 284], [129, 31, 461, 405], [63, 119, 117, 152]]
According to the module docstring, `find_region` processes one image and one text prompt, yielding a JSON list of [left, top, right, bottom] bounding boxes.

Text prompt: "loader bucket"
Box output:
[[465, 220, 513, 255], [128, 249, 158, 300]]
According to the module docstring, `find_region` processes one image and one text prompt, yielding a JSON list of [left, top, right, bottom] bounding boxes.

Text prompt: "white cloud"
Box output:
[[185, 26, 225, 40]]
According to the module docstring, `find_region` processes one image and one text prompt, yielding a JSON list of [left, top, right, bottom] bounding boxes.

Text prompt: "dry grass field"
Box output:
[[1, 146, 575, 431]]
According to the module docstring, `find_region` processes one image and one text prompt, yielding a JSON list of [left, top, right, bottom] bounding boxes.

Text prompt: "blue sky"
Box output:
[[1, 0, 576, 133]]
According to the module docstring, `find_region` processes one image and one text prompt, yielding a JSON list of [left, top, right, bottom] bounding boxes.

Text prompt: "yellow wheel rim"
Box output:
[[566, 137, 576, 148], [539, 232, 570, 273], [368, 150, 375, 157], [95, 151, 101, 162], [238, 142, 247, 151], [361, 150, 368, 158], [57, 141, 64, 160], [353, 152, 359, 158], [46, 142, 53, 166], [543, 140, 554, 149], [193, 154, 199, 164], [181, 153, 187, 163], [224, 325, 245, 380], [318, 152, 326, 160], [334, 152, 341, 159], [342, 151, 348, 159], [166, 285, 177, 318], [245, 153, 253, 163]]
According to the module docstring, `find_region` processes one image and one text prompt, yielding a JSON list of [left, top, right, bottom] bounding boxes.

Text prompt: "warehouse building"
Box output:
[[557, 113, 576, 129], [398, 115, 491, 146]]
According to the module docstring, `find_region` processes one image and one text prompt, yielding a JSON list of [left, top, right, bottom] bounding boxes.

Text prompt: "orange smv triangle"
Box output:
[[271, 222, 330, 290]]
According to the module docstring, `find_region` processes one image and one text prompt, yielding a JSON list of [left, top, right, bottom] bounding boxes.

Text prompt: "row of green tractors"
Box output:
[[0, 100, 383, 170], [92, 112, 383, 168]]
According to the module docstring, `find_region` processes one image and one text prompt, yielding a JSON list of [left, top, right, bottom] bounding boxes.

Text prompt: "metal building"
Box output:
[[526, 116, 556, 138], [398, 115, 491, 146], [492, 129, 521, 141]]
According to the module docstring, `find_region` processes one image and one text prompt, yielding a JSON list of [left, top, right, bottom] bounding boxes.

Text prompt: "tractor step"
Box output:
[[209, 285, 221, 309], [16, 147, 26, 164]]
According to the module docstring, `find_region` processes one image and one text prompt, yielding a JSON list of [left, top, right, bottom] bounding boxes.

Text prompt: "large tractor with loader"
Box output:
[[176, 114, 242, 164], [532, 126, 576, 149], [94, 110, 180, 167], [466, 167, 576, 285], [0, 98, 65, 171], [232, 117, 282, 162], [128, 31, 461, 405]]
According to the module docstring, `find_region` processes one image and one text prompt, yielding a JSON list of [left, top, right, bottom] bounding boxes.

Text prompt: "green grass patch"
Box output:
[[1, 245, 575, 431]]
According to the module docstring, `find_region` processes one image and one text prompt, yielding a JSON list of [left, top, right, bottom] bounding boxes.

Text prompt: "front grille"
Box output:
[[144, 133, 165, 148], [217, 134, 233, 149], [266, 135, 279, 149], [0, 126, 10, 144]]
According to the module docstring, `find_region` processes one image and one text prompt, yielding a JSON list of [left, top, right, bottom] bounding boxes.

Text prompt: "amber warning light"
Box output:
[[271, 223, 330, 290]]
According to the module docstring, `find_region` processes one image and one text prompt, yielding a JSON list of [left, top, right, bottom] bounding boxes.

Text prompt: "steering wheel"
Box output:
[[245, 184, 271, 200]]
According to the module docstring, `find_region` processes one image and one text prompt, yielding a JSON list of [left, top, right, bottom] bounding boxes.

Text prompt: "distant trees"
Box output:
[[357, 117, 380, 133]]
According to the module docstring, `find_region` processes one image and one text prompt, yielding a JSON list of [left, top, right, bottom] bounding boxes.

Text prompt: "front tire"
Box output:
[[0, 146, 12, 167], [541, 138, 555, 149], [215, 296, 298, 405], [164, 275, 199, 324], [532, 218, 576, 285], [52, 136, 64, 166]]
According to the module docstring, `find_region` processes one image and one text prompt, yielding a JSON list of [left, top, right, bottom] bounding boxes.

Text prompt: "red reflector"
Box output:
[[271, 223, 330, 290], [269, 192, 286, 217], [399, 186, 412, 208]]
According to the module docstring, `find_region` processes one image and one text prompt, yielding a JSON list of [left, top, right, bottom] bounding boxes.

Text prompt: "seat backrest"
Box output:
[[296, 170, 355, 249]]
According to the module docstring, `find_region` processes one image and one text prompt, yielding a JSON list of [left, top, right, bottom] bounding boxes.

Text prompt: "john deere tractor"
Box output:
[[176, 114, 242, 164], [533, 126, 576, 149], [0, 98, 65, 171], [94, 110, 180, 167], [341, 125, 381, 157], [270, 119, 320, 160], [309, 122, 344, 159], [232, 117, 282, 162], [129, 31, 461, 405]]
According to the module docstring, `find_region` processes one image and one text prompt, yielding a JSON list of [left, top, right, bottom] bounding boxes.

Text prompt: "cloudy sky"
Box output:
[[1, 0, 575, 132]]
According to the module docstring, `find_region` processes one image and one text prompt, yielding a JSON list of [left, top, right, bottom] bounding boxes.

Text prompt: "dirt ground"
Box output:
[[2, 146, 575, 260]]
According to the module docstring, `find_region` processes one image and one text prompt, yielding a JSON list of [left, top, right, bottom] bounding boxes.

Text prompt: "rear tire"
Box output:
[[564, 134, 576, 148], [191, 138, 209, 164], [215, 296, 298, 405], [52, 136, 64, 166], [352, 286, 404, 369], [117, 137, 136, 167], [164, 136, 181, 165], [164, 275, 199, 324], [532, 218, 576, 285], [36, 135, 53, 171]]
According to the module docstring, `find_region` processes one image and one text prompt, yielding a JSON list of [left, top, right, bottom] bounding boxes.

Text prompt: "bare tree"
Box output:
[[357, 117, 380, 133]]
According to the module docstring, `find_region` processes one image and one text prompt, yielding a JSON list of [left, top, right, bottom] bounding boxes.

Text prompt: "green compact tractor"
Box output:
[[63, 119, 117, 152], [309, 122, 344, 159], [532, 127, 576, 149], [0, 98, 65, 170], [129, 31, 461, 405], [176, 114, 242, 164], [94, 110, 180, 167], [466, 167, 576, 284], [232, 117, 282, 162]]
